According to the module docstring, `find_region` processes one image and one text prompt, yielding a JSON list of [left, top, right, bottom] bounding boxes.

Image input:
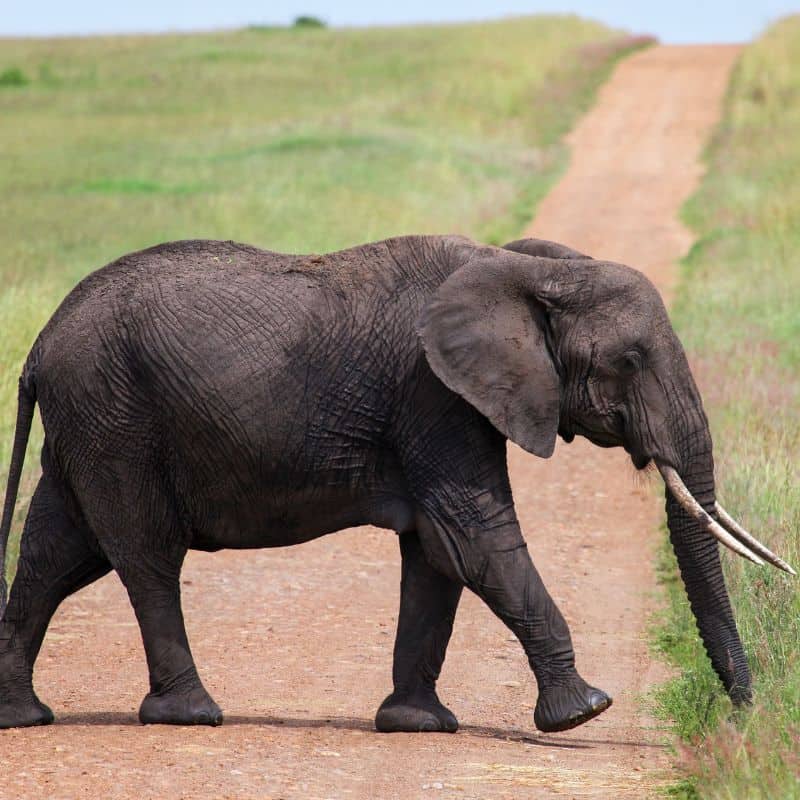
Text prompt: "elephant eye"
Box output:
[[617, 351, 642, 377]]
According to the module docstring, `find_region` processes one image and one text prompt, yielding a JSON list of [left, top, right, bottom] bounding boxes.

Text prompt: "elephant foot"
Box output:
[[533, 676, 612, 733], [0, 698, 54, 729], [139, 686, 223, 726], [0, 643, 54, 729], [375, 689, 458, 733]]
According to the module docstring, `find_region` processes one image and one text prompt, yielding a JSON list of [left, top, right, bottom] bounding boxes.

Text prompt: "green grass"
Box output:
[[652, 15, 800, 799], [0, 19, 648, 580]]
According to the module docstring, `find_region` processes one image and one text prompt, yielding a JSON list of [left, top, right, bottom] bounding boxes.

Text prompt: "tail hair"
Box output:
[[0, 368, 37, 617]]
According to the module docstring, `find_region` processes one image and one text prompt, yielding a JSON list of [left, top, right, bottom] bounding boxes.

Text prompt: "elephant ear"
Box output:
[[418, 251, 564, 458]]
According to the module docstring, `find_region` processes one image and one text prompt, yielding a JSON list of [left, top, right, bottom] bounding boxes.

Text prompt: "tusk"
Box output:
[[658, 465, 765, 567], [715, 502, 796, 576]]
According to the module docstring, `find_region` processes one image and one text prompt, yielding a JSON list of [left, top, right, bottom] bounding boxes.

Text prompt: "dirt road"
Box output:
[[1, 45, 739, 799]]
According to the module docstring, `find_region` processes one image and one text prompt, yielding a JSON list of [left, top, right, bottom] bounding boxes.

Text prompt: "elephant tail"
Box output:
[[0, 349, 39, 617]]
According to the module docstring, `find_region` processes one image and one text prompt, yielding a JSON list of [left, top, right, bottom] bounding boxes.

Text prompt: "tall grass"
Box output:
[[653, 15, 800, 799], [0, 19, 647, 576]]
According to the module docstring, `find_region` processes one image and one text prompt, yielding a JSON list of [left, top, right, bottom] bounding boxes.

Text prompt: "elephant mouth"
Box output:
[[625, 445, 652, 471], [565, 420, 623, 450], [563, 419, 653, 470]]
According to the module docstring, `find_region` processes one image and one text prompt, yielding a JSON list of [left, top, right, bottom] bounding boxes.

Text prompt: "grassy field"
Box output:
[[653, 15, 800, 799], [0, 18, 645, 576]]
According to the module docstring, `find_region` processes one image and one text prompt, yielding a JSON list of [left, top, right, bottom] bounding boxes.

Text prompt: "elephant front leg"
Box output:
[[420, 520, 612, 733], [376, 531, 462, 733]]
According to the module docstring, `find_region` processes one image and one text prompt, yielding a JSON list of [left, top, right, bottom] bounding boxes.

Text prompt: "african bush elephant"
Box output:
[[0, 235, 793, 733]]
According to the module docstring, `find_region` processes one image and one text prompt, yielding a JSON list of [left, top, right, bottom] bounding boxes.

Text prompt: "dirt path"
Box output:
[[1, 45, 739, 800]]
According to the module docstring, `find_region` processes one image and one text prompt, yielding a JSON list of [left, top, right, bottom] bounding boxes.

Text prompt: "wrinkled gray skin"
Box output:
[[0, 235, 750, 733]]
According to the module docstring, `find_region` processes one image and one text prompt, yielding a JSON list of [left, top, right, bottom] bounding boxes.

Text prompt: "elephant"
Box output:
[[0, 234, 793, 733]]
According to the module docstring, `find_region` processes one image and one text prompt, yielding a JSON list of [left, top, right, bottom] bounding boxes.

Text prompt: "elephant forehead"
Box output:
[[584, 260, 661, 302], [585, 266, 671, 328]]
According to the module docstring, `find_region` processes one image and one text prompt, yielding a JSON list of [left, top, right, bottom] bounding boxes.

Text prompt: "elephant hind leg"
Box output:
[[375, 531, 462, 733], [0, 471, 111, 729], [112, 544, 222, 727], [71, 452, 222, 727]]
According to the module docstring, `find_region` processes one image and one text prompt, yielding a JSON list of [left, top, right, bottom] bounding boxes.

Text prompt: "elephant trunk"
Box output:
[[661, 431, 753, 703]]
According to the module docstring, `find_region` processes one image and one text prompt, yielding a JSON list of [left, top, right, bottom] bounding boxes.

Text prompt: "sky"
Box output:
[[1, 1, 797, 43]]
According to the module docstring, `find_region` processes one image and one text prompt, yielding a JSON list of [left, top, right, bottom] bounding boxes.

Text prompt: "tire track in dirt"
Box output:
[[1, 45, 739, 800]]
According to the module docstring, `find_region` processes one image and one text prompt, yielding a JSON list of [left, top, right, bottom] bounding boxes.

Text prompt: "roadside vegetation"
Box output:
[[0, 18, 647, 575], [653, 15, 800, 799]]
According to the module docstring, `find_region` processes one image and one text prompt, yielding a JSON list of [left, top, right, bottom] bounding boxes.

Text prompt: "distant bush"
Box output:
[[293, 16, 326, 29], [0, 67, 29, 87]]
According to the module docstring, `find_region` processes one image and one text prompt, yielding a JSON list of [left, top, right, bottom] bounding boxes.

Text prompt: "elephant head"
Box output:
[[419, 238, 795, 704]]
